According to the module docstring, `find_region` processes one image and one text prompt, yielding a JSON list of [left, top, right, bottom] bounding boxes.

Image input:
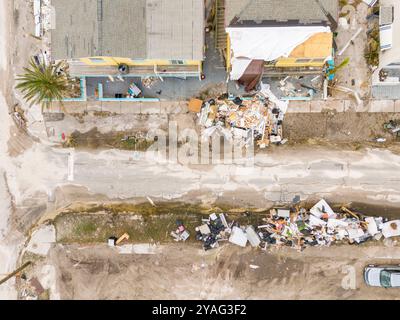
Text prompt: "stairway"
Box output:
[[215, 0, 227, 50]]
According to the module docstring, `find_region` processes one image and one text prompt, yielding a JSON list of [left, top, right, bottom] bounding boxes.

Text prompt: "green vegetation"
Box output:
[[365, 24, 380, 67], [53, 202, 268, 244], [327, 57, 350, 77], [16, 58, 72, 110]]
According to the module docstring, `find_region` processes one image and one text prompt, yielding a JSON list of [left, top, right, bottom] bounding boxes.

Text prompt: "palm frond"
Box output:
[[16, 58, 72, 109]]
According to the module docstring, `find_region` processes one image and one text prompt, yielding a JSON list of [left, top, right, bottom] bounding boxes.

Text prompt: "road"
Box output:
[[67, 147, 400, 204]]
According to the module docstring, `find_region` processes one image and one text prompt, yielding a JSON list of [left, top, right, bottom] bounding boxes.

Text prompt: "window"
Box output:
[[380, 270, 392, 288], [171, 60, 184, 65], [296, 58, 312, 63], [312, 58, 326, 63], [89, 58, 105, 63]]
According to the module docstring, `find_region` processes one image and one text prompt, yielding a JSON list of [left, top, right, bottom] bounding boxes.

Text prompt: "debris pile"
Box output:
[[194, 199, 398, 252], [195, 83, 288, 148], [195, 213, 231, 250], [141, 77, 159, 89], [277, 75, 321, 99], [384, 120, 400, 138], [18, 276, 45, 300], [170, 220, 190, 242]]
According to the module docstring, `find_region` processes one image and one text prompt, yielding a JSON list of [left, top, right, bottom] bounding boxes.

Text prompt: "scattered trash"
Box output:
[[108, 237, 117, 247], [249, 264, 260, 269], [246, 226, 261, 247], [141, 77, 159, 89], [29, 277, 45, 296], [382, 220, 400, 238], [188, 98, 203, 113], [116, 232, 130, 245], [384, 120, 400, 138], [375, 137, 387, 143], [229, 226, 248, 247], [146, 196, 156, 207], [170, 220, 190, 242], [194, 199, 393, 252]]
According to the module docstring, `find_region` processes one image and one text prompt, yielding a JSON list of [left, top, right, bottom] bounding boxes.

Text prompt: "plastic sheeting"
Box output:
[[380, 24, 393, 51], [227, 26, 331, 80]]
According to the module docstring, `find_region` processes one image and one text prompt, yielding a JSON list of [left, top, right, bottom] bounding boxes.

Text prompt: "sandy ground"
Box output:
[[0, 0, 19, 300], [334, 1, 371, 100], [0, 0, 55, 299], [21, 242, 400, 300]]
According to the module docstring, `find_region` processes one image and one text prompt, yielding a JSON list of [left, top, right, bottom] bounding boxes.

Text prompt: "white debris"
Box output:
[[246, 226, 261, 247], [277, 209, 290, 218], [382, 220, 400, 238], [198, 224, 211, 235], [146, 196, 156, 207], [308, 214, 327, 227], [26, 225, 56, 256], [346, 227, 365, 242], [327, 218, 348, 229], [310, 199, 336, 219], [229, 226, 247, 247], [365, 217, 379, 236]]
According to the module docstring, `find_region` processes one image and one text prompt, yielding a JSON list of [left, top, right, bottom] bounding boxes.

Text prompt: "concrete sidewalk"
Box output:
[[287, 99, 400, 113], [47, 99, 400, 115], [48, 100, 189, 115]]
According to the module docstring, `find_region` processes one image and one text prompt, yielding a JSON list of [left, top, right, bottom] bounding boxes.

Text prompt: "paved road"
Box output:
[[59, 147, 400, 204]]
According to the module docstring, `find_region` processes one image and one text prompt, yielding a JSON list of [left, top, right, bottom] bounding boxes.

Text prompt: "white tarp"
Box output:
[[227, 26, 331, 80], [380, 24, 393, 51]]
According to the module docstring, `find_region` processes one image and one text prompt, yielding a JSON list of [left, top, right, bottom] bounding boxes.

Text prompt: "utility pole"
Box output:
[[0, 261, 32, 286]]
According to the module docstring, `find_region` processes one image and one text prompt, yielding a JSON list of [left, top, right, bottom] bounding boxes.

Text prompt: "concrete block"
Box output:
[[286, 101, 311, 113], [140, 102, 161, 114], [178, 101, 190, 114], [87, 102, 102, 112], [47, 101, 63, 113], [119, 101, 142, 114], [160, 101, 183, 114], [101, 101, 121, 114], [343, 100, 357, 112], [395, 100, 400, 113], [369, 100, 395, 112], [67, 102, 87, 114], [355, 101, 370, 112], [310, 99, 344, 113]]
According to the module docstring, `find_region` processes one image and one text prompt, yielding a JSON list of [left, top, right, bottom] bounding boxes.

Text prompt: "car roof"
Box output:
[[390, 273, 400, 287]]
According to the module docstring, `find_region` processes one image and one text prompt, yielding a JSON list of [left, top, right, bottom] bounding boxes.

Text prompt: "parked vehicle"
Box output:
[[364, 265, 400, 288]]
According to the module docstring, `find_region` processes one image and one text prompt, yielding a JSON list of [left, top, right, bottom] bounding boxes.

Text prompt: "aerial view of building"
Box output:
[[1, 0, 400, 309]]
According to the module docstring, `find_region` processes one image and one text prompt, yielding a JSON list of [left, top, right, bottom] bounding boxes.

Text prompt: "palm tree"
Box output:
[[16, 58, 71, 110]]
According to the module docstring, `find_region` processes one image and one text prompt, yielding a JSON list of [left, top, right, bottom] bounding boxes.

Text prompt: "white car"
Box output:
[[364, 265, 400, 288]]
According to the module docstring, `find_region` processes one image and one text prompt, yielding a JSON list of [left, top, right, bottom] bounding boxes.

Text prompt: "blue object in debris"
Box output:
[[326, 59, 335, 81]]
